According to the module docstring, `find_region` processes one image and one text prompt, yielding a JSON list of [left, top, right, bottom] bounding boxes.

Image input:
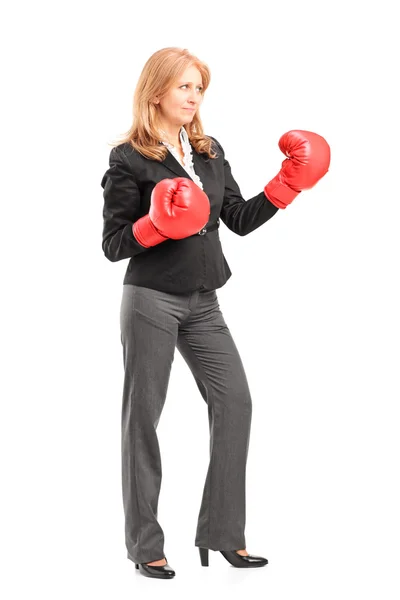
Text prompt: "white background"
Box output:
[[1, 0, 399, 598]]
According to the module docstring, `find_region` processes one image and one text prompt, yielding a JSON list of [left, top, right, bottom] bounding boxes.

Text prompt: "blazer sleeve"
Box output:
[[210, 136, 280, 236], [100, 145, 150, 262]]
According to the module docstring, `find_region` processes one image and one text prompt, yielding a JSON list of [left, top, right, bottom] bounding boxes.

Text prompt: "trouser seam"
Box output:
[[131, 292, 142, 557], [177, 333, 214, 547]]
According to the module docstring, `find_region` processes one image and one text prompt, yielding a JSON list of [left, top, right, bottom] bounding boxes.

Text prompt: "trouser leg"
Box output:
[[119, 284, 178, 564], [176, 290, 253, 551]]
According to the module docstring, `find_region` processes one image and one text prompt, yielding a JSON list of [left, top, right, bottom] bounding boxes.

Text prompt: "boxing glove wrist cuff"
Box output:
[[132, 215, 169, 248], [264, 174, 300, 209]]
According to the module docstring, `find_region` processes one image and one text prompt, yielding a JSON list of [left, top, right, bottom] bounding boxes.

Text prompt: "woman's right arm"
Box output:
[[101, 145, 153, 262]]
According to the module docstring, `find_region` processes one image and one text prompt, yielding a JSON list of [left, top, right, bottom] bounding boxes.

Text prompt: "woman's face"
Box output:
[[156, 65, 204, 130]]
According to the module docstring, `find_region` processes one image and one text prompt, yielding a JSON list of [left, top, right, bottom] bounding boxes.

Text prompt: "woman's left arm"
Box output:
[[210, 136, 280, 236]]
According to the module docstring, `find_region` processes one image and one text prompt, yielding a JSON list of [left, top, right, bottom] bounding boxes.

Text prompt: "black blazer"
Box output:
[[100, 136, 280, 293]]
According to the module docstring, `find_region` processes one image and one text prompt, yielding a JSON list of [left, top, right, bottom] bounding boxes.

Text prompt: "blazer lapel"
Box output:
[[159, 145, 211, 197], [159, 150, 190, 179]]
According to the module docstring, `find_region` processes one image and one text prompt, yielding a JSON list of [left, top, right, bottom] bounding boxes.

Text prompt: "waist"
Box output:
[[187, 218, 220, 237]]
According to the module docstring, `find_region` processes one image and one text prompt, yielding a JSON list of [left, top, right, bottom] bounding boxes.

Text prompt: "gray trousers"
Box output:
[[119, 284, 253, 564]]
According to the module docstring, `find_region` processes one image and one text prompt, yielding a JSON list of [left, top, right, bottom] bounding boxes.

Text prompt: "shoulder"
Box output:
[[109, 143, 146, 173], [206, 135, 224, 157], [109, 142, 134, 160]]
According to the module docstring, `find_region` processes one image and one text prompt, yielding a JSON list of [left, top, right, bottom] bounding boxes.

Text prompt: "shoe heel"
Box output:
[[199, 547, 209, 566]]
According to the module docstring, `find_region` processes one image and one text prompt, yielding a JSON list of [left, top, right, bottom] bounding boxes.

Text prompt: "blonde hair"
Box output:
[[109, 47, 218, 161]]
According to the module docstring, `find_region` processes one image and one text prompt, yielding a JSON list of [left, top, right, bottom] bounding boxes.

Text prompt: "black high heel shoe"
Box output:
[[199, 547, 268, 568], [135, 556, 175, 579]]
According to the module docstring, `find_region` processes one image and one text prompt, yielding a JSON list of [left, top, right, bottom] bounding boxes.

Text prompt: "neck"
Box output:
[[158, 124, 183, 147]]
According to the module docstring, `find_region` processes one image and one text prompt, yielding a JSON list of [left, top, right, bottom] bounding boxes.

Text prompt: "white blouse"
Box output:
[[159, 126, 204, 191]]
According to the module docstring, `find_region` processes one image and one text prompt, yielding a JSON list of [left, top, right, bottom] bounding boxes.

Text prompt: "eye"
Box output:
[[181, 85, 203, 92]]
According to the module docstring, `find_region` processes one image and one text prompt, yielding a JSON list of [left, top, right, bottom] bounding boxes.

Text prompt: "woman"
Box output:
[[100, 47, 330, 580]]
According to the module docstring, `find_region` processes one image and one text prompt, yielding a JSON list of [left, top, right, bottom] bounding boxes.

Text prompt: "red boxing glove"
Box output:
[[133, 177, 210, 247], [264, 130, 331, 209]]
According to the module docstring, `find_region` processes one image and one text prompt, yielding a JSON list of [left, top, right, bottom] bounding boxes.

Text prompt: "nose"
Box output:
[[189, 90, 199, 104]]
